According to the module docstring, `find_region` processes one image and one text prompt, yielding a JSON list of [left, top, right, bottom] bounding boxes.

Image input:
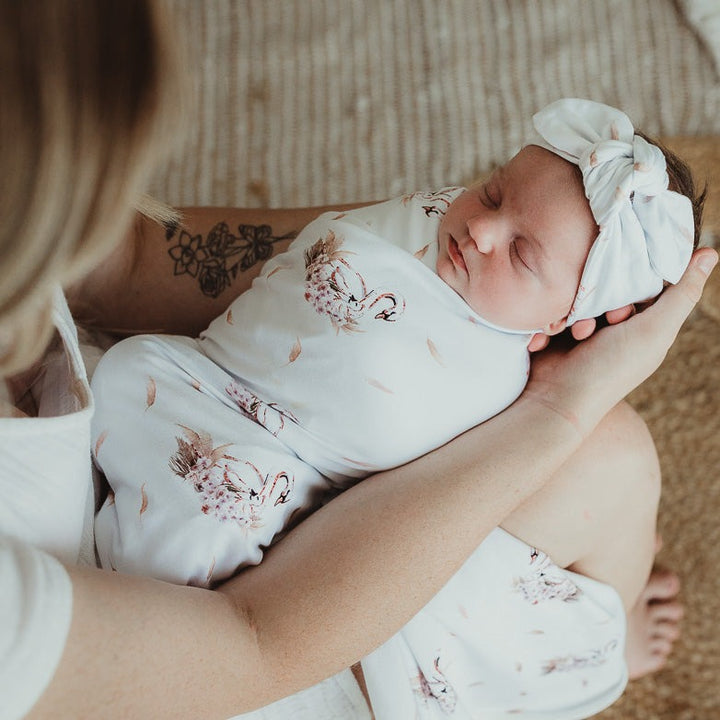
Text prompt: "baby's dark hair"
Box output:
[[635, 131, 706, 250]]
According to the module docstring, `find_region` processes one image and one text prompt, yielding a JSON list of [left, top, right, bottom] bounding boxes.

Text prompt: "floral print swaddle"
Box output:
[[92, 189, 626, 720], [196, 188, 531, 484]]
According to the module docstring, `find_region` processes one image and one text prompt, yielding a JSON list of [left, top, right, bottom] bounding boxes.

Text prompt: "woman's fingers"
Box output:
[[595, 248, 718, 393], [528, 333, 550, 352], [527, 248, 717, 435], [569, 248, 716, 343], [570, 318, 596, 340], [605, 305, 634, 325], [678, 249, 718, 303]]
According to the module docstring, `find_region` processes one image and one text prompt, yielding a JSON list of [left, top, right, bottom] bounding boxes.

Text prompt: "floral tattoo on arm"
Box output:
[[165, 221, 297, 298]]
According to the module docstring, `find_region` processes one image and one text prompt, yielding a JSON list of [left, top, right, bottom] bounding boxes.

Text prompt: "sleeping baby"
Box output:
[[91, 99, 697, 719]]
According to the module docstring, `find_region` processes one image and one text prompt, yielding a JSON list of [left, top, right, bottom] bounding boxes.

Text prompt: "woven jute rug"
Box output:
[[597, 137, 720, 719], [149, 2, 719, 717]]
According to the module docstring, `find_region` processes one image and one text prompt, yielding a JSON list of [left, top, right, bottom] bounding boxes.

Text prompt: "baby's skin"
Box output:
[[436, 145, 597, 333]]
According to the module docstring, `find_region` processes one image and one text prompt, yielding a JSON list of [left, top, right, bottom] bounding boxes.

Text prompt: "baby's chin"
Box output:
[[438, 268, 544, 335]]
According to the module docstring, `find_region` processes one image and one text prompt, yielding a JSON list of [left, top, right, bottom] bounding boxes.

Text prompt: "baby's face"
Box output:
[[437, 146, 598, 331]]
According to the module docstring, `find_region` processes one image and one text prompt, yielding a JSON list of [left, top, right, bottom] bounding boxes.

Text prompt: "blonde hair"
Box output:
[[0, 0, 184, 375]]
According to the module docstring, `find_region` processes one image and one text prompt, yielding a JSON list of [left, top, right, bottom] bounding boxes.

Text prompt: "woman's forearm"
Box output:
[[67, 204, 372, 337]]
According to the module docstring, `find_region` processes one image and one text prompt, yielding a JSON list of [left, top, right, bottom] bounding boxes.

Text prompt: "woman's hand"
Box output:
[[524, 248, 718, 437], [568, 304, 635, 341]]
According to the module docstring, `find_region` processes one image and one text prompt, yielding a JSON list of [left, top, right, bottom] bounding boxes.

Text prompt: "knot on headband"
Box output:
[[532, 98, 695, 324]]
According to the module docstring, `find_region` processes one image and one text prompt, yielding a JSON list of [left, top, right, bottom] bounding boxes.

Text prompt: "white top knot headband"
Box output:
[[532, 98, 695, 324]]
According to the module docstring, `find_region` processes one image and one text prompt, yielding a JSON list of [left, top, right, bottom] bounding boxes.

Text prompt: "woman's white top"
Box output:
[[0, 289, 94, 720]]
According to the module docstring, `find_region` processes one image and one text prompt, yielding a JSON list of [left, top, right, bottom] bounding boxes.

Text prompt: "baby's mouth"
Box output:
[[448, 235, 468, 273]]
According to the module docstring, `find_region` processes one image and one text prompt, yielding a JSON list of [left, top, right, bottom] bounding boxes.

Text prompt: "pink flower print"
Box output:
[[402, 188, 460, 217], [541, 640, 619, 675], [169, 425, 294, 528], [513, 548, 580, 604], [168, 425, 233, 479], [303, 230, 405, 333], [412, 656, 458, 714], [225, 381, 297, 437]]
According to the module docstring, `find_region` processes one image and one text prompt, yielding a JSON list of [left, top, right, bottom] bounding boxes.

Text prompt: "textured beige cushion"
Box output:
[[150, 0, 720, 210]]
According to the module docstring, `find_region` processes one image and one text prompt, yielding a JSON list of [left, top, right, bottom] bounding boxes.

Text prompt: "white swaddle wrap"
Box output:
[[198, 190, 531, 485], [93, 189, 626, 720], [94, 188, 531, 581]]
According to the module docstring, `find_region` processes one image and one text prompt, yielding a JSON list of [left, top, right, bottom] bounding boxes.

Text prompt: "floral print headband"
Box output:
[[532, 98, 695, 324]]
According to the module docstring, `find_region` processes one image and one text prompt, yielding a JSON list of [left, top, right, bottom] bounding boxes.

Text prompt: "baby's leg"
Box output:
[[92, 334, 331, 587], [501, 400, 682, 676]]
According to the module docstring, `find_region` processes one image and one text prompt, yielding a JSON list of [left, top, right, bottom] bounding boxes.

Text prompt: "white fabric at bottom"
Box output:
[[362, 528, 627, 720], [230, 668, 372, 720]]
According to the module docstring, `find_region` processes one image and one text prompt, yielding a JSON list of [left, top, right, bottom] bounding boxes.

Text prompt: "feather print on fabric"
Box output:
[[145, 377, 157, 410], [541, 640, 619, 675]]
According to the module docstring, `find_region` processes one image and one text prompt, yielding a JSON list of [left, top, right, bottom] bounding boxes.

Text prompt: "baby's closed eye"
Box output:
[[480, 185, 499, 209]]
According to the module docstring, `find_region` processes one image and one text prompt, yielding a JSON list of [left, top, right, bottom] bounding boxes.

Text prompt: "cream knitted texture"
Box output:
[[149, 0, 720, 209]]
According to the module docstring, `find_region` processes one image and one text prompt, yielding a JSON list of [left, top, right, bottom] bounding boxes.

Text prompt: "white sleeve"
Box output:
[[0, 536, 73, 720]]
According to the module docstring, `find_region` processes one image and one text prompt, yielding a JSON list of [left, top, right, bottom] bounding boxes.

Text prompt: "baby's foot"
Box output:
[[625, 567, 683, 679]]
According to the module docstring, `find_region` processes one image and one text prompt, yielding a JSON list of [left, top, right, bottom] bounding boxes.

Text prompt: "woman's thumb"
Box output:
[[656, 248, 718, 331]]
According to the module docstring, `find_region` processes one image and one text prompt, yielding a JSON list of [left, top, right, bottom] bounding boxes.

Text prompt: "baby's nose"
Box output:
[[466, 214, 499, 254]]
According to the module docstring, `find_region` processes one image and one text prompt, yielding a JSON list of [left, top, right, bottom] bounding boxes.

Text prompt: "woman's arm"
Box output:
[[30, 393, 584, 720], [33, 249, 716, 719], [66, 204, 370, 337]]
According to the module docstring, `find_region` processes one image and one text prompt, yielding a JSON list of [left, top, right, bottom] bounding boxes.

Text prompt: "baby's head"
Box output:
[[437, 98, 704, 333]]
